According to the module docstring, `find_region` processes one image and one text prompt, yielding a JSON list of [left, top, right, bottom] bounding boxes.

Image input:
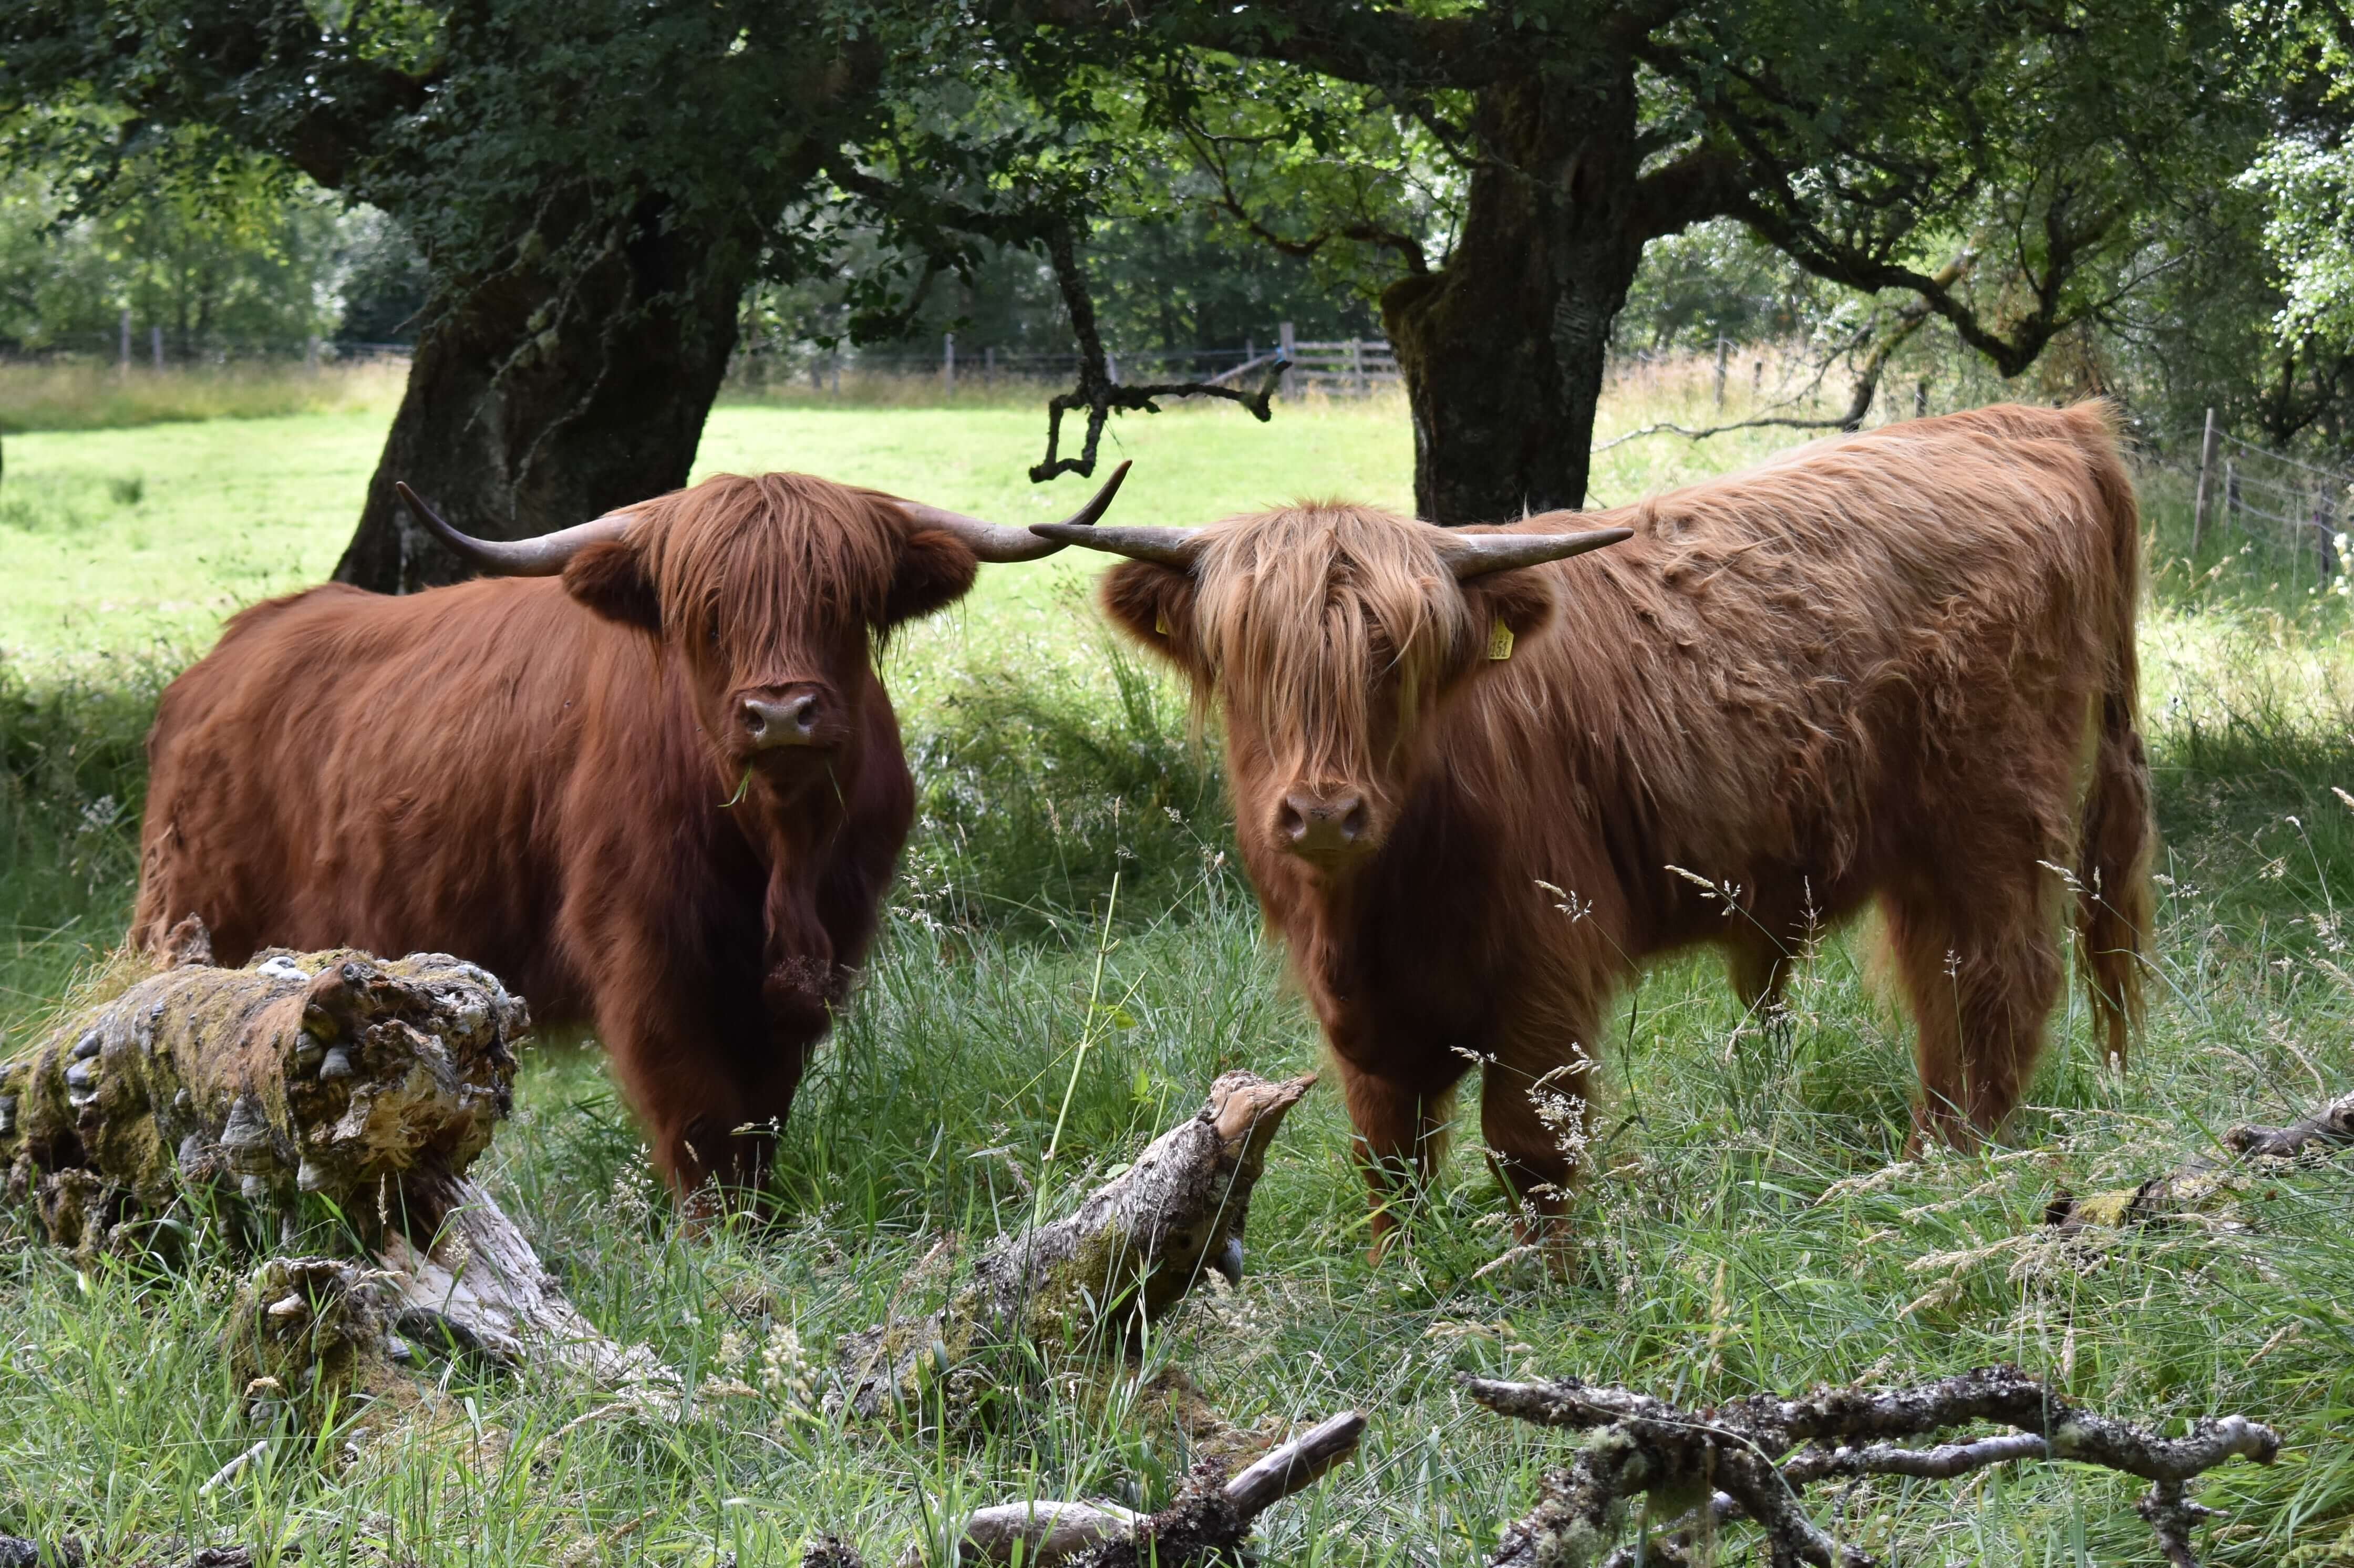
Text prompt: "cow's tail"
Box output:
[[2072, 404, 2153, 1068]]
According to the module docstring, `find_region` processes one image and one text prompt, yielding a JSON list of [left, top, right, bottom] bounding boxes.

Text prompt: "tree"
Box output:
[[3, 1, 903, 590], [1008, 0, 2265, 520]]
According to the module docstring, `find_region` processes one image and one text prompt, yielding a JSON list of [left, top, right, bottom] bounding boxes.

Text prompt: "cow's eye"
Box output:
[[707, 624, 721, 649]]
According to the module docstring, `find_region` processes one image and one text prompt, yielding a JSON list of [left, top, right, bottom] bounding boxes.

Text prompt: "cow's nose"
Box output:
[[739, 689, 828, 749], [1277, 791, 1370, 858]]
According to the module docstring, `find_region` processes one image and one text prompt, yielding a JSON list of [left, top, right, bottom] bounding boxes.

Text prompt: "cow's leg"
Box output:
[[1332, 1057, 1458, 1259], [588, 949, 766, 1203], [1479, 1020, 1598, 1243], [1884, 864, 2063, 1149]]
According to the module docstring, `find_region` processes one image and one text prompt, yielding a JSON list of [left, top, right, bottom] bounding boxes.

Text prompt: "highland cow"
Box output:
[[1039, 405, 2150, 1244], [133, 464, 1127, 1196]]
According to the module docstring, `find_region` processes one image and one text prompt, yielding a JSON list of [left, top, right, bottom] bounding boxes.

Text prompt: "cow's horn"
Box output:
[[1436, 525, 1634, 579], [395, 482, 635, 577], [899, 461, 1132, 563], [1025, 521, 1206, 568]]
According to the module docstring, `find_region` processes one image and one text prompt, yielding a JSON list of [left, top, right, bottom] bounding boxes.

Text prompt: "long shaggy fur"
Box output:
[[132, 471, 979, 1197], [1103, 403, 2152, 1234]]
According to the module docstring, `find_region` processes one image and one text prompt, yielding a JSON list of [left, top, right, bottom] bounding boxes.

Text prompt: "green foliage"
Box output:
[[0, 651, 163, 1041], [904, 626, 1243, 941]]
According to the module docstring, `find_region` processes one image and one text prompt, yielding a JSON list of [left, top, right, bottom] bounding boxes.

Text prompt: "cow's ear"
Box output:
[[885, 528, 980, 625], [1100, 561, 1202, 672], [1455, 569, 1557, 666], [563, 539, 662, 631]]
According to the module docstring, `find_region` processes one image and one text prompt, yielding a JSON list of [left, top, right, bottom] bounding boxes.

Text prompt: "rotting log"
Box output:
[[1468, 1366, 2276, 1568], [836, 1072, 1314, 1418], [2046, 1087, 2353, 1232], [1, 938, 667, 1392], [914, 1410, 1367, 1568]]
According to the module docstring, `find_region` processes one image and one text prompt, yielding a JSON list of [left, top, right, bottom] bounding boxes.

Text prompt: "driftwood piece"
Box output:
[[928, 1411, 1366, 1568], [2047, 1087, 2353, 1232], [837, 1072, 1314, 1417], [1469, 1367, 2277, 1568], [1, 942, 666, 1390]]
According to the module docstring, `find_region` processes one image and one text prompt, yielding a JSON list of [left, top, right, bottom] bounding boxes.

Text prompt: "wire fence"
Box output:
[[2179, 409, 2354, 587]]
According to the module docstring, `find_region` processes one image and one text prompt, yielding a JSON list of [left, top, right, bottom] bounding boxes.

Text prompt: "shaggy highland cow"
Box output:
[[1039, 405, 2150, 1245], [133, 465, 1126, 1197]]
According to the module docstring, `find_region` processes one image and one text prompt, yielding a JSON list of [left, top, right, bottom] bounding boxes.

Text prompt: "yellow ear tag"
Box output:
[[1486, 617, 1515, 662], [1155, 607, 1172, 636]]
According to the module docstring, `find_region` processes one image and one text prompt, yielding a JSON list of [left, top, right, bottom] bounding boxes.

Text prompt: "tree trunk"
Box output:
[[1381, 73, 1647, 523], [334, 202, 754, 593]]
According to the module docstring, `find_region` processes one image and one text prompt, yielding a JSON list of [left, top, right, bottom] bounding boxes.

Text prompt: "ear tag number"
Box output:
[[1155, 607, 1172, 636], [1486, 617, 1515, 662]]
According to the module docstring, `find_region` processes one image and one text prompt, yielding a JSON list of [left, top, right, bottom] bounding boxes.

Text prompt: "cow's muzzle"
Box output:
[[738, 684, 839, 752], [1276, 789, 1372, 866]]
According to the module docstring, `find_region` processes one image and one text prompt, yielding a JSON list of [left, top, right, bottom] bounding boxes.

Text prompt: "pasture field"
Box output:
[[3, 379, 2353, 1567]]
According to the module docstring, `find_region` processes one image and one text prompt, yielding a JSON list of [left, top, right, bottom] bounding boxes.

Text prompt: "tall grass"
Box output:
[[0, 358, 406, 435]]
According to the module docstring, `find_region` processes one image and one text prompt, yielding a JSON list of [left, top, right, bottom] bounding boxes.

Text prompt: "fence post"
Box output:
[[831, 353, 841, 396], [305, 335, 321, 373], [1752, 358, 1763, 397], [119, 307, 131, 370], [943, 333, 955, 398], [2317, 487, 2337, 588], [1914, 380, 1928, 420], [1279, 322, 1297, 401], [2225, 458, 2237, 534], [151, 325, 164, 371], [1714, 337, 1728, 408], [985, 346, 996, 389], [1349, 337, 1365, 395], [2191, 407, 2218, 555]]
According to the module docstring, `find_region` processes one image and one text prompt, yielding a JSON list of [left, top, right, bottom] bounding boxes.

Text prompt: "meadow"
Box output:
[[2, 368, 2351, 1567]]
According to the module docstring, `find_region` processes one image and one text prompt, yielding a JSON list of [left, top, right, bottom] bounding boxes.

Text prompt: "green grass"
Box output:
[[3, 383, 2353, 1567]]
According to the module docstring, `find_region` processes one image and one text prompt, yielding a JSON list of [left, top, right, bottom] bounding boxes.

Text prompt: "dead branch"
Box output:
[[2224, 1089, 2354, 1159], [934, 1411, 1367, 1568], [1, 938, 668, 1395], [2046, 1086, 2352, 1232], [1030, 220, 1288, 483], [835, 1072, 1315, 1418], [1469, 1366, 2276, 1568]]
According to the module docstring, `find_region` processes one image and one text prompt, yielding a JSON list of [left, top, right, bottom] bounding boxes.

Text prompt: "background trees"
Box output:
[[4, 0, 2351, 549]]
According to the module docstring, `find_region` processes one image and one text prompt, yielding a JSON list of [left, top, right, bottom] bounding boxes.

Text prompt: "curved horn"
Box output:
[[897, 460, 1132, 563], [395, 481, 634, 577], [1435, 525, 1633, 580], [1025, 521, 1207, 568]]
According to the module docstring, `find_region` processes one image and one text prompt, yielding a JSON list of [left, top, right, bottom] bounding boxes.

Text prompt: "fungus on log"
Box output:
[[1468, 1366, 2277, 1568], [0, 942, 665, 1389], [837, 1072, 1315, 1417]]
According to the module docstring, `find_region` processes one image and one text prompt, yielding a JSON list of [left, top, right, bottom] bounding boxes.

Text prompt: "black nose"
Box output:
[[1278, 790, 1370, 858], [739, 690, 827, 749]]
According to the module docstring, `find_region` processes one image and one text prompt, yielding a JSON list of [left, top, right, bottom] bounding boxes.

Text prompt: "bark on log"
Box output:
[[927, 1411, 1367, 1568], [836, 1072, 1314, 1418], [1469, 1367, 2277, 1568], [1, 942, 667, 1392]]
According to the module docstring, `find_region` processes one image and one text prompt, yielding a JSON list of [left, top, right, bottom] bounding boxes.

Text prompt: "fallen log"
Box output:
[[2046, 1086, 2353, 1232], [1469, 1366, 2276, 1568], [915, 1410, 1366, 1568], [836, 1071, 1314, 1418], [1, 940, 667, 1394]]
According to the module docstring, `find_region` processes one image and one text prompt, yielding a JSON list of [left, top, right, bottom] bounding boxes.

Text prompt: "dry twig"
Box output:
[[1469, 1366, 2276, 1568]]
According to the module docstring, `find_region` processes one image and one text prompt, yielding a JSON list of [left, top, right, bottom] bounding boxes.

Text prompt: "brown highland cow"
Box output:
[[1037, 404, 2151, 1244], [133, 465, 1125, 1196]]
